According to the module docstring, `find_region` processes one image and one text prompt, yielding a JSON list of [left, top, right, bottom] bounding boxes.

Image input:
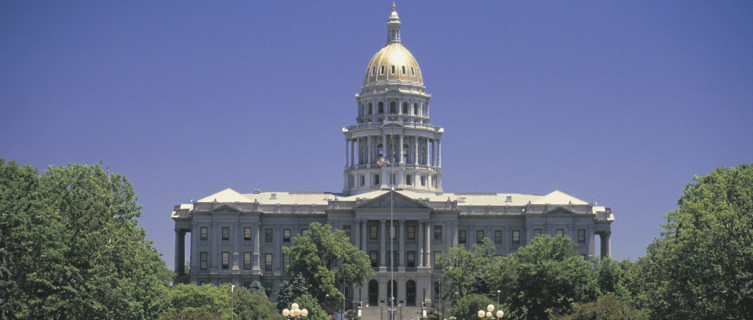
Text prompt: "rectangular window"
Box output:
[[402, 66, 406, 74], [533, 228, 542, 238], [244, 227, 252, 240], [372, 67, 376, 76], [265, 253, 273, 271], [374, 174, 380, 185], [360, 175, 365, 186], [344, 225, 351, 237], [406, 175, 412, 185], [380, 66, 385, 75], [391, 65, 395, 74], [283, 228, 291, 242], [300, 228, 308, 235], [420, 176, 426, 186], [459, 230, 467, 244], [407, 251, 415, 268], [512, 230, 520, 244], [221, 251, 229, 269], [407, 225, 416, 240], [433, 251, 441, 270], [555, 228, 564, 237], [222, 227, 229, 240], [244, 252, 252, 270], [494, 230, 502, 244], [369, 250, 378, 268], [200, 227, 208, 240], [200, 251, 208, 270], [578, 229, 586, 243], [411, 67, 415, 75], [282, 253, 290, 272], [370, 224, 378, 240], [265, 228, 273, 242], [434, 225, 442, 240], [476, 230, 485, 243]]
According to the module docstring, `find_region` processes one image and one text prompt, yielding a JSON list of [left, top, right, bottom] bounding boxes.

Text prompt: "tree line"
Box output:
[[2, 159, 751, 319]]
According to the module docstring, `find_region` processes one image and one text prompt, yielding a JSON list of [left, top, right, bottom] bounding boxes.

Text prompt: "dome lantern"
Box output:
[[386, 2, 401, 44]]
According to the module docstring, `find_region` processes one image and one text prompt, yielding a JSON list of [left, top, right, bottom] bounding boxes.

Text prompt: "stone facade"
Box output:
[[171, 4, 614, 316]]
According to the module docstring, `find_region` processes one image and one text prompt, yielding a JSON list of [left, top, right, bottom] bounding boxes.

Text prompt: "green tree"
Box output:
[[293, 293, 328, 320], [0, 160, 172, 319], [437, 238, 497, 298], [592, 258, 635, 305], [551, 294, 648, 320], [489, 235, 599, 320], [166, 284, 230, 318], [277, 273, 309, 310], [283, 222, 372, 311], [449, 293, 495, 320], [159, 308, 223, 320], [639, 164, 753, 319], [233, 286, 283, 320]]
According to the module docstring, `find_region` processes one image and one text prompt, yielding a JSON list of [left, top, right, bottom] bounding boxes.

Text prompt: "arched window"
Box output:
[[413, 103, 418, 115], [369, 280, 379, 306], [368, 103, 373, 115], [390, 102, 396, 114], [406, 280, 416, 306], [378, 102, 384, 114], [402, 102, 408, 114]]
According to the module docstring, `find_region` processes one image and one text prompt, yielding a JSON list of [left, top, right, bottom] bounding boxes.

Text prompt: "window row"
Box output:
[[457, 228, 587, 245], [370, 64, 416, 77], [359, 101, 427, 117], [198, 226, 304, 243], [198, 251, 290, 272]]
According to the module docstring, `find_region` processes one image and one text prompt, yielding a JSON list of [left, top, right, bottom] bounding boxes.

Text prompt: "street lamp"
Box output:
[[477, 304, 504, 319], [282, 302, 309, 319]]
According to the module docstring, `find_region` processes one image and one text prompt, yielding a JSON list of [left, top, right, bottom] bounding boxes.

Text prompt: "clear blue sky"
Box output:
[[2, 1, 752, 271]]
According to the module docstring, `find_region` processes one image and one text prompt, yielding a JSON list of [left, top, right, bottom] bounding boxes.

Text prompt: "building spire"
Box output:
[[386, 3, 401, 44]]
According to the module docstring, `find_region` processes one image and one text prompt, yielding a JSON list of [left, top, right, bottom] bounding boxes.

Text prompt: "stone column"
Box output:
[[210, 222, 218, 270], [354, 220, 361, 250], [425, 139, 430, 166], [362, 220, 368, 252], [398, 134, 404, 164], [414, 136, 419, 165], [425, 221, 432, 268], [437, 139, 442, 168], [253, 223, 261, 272], [350, 139, 355, 167], [367, 136, 372, 166], [600, 232, 611, 258], [174, 229, 185, 280], [587, 227, 594, 257], [344, 137, 349, 168], [417, 220, 424, 267], [399, 219, 406, 271], [380, 220, 386, 269]]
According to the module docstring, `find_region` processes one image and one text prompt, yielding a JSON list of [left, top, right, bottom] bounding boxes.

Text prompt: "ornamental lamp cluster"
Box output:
[[477, 304, 504, 319], [282, 302, 308, 319]]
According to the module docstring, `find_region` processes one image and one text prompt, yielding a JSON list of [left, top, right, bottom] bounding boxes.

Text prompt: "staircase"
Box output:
[[360, 306, 423, 320]]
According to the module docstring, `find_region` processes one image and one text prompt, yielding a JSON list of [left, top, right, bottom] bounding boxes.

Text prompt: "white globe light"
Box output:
[[291, 303, 299, 310], [282, 308, 290, 317], [487, 311, 492, 318], [301, 308, 308, 317], [293, 309, 301, 317], [478, 310, 486, 318], [487, 304, 495, 312], [496, 310, 504, 318]]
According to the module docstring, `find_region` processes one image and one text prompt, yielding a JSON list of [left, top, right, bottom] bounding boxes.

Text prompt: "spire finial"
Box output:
[[386, 3, 401, 44]]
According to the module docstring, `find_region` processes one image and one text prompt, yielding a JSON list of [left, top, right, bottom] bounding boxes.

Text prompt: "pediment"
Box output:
[[547, 207, 575, 215], [356, 191, 431, 210], [211, 203, 241, 213]]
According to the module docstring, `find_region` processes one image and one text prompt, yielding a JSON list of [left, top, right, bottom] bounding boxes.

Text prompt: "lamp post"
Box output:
[[282, 302, 309, 319], [477, 304, 504, 319]]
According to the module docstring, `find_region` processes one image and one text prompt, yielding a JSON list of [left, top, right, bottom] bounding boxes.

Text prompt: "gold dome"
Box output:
[[363, 43, 423, 86], [363, 4, 423, 86]]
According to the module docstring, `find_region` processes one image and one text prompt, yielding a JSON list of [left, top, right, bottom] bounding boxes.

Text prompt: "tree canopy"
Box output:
[[636, 164, 753, 319], [0, 159, 172, 319], [436, 238, 496, 298], [283, 222, 372, 310], [489, 235, 599, 320]]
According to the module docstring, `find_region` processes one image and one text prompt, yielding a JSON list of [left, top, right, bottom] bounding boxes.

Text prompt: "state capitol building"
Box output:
[[172, 4, 614, 317]]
